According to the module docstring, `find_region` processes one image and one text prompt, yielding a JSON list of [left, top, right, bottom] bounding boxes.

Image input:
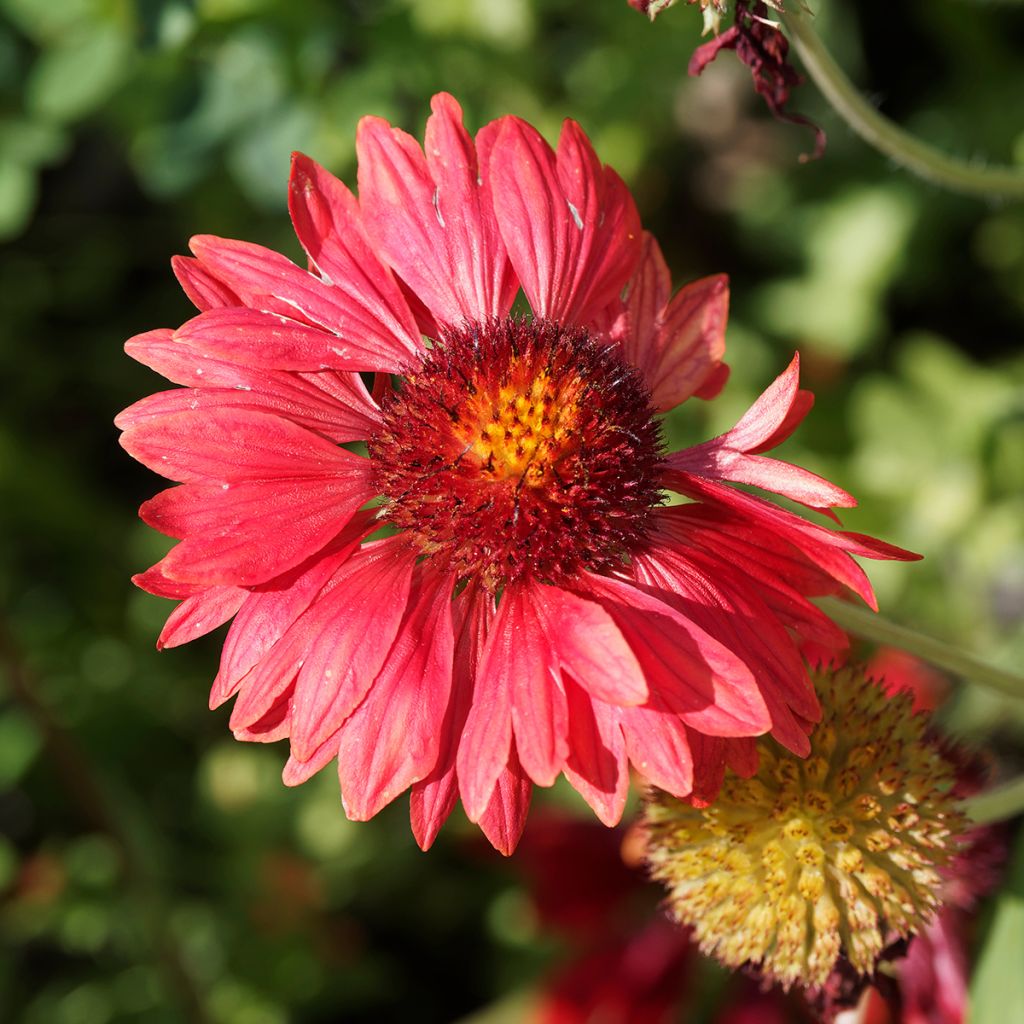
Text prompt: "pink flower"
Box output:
[[118, 93, 917, 853]]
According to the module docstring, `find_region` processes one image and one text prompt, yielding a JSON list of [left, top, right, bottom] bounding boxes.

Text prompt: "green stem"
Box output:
[[961, 776, 1024, 826], [815, 597, 1024, 699], [778, 5, 1024, 200]]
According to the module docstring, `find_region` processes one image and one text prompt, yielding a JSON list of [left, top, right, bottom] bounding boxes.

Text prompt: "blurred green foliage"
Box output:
[[1, 1, 1023, 1021]]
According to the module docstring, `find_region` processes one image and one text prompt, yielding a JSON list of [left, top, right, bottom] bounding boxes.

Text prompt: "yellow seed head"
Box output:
[[642, 666, 967, 991]]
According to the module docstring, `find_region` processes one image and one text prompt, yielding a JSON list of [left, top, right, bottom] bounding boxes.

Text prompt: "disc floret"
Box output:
[[643, 666, 967, 990], [369, 317, 665, 589]]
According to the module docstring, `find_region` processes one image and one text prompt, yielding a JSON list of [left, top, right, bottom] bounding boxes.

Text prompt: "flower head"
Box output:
[[118, 94, 916, 854], [642, 665, 967, 991]]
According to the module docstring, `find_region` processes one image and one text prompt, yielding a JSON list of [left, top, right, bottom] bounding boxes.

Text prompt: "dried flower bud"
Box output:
[[642, 665, 968, 991]]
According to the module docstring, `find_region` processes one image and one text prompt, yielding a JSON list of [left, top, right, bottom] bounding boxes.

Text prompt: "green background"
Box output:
[[1, 1, 1023, 1021]]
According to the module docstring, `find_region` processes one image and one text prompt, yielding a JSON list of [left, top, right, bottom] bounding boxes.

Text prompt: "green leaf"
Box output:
[[25, 23, 132, 123], [970, 826, 1024, 1022], [0, 159, 37, 240]]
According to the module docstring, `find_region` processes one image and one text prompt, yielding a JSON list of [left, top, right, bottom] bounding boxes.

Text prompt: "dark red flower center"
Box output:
[[368, 318, 665, 589]]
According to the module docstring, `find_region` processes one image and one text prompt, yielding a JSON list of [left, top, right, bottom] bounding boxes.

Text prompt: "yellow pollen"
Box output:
[[457, 370, 580, 485], [642, 666, 967, 991]]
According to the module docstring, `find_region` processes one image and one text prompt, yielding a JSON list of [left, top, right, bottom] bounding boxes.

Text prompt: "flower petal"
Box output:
[[611, 233, 729, 412], [188, 234, 419, 367], [488, 116, 642, 325], [288, 538, 416, 762], [476, 743, 532, 856], [212, 519, 371, 710], [581, 573, 771, 737], [172, 254, 240, 310], [532, 584, 648, 707], [669, 355, 855, 511], [356, 94, 515, 325], [121, 407, 365, 484], [336, 569, 456, 821], [562, 681, 629, 826], [142, 471, 373, 587], [173, 306, 402, 374], [410, 586, 492, 851], [288, 151, 423, 355]]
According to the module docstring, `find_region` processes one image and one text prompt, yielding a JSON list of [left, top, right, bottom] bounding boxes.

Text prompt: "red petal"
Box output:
[[172, 255, 240, 311], [504, 583, 569, 787], [211, 519, 370, 709], [612, 234, 729, 412], [620, 697, 694, 797], [457, 590, 514, 820], [488, 116, 642, 325], [532, 584, 648, 707], [115, 374, 379, 447], [157, 586, 246, 650], [174, 306, 402, 374], [581, 574, 771, 737], [476, 743, 532, 856], [287, 538, 416, 761], [410, 586, 493, 851], [189, 234, 418, 367], [288, 151, 423, 356], [121, 407, 366, 484], [143, 472, 373, 587], [336, 570, 456, 820], [562, 681, 629, 826], [356, 94, 515, 325]]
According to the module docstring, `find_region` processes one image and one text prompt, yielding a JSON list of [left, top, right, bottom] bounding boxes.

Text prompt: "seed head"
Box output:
[[642, 666, 967, 990]]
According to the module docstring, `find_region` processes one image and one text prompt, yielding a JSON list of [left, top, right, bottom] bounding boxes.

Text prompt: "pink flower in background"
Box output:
[[118, 93, 916, 853]]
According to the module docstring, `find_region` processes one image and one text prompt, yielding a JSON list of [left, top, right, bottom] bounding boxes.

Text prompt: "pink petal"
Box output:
[[171, 254, 240, 311], [356, 94, 515, 325], [144, 472, 373, 587], [488, 116, 642, 325], [123, 329, 381, 443], [531, 584, 648, 707], [613, 234, 729, 412], [189, 235, 418, 367], [580, 574, 771, 737], [121, 407, 366, 484], [211, 519, 370, 709], [288, 152, 423, 357], [632, 540, 820, 725], [667, 472, 920, 609], [115, 376, 379, 447], [174, 306, 403, 374], [336, 570, 456, 820], [619, 697, 695, 798], [476, 743, 532, 856], [504, 583, 570, 787], [457, 589, 516, 819], [133, 563, 247, 649], [287, 537, 416, 761], [410, 586, 493, 851], [562, 681, 629, 826], [156, 586, 247, 650], [669, 355, 855, 510]]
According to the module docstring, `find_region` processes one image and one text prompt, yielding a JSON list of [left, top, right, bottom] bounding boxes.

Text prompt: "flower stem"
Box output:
[[815, 597, 1024, 699], [961, 776, 1024, 826], [778, 6, 1024, 200]]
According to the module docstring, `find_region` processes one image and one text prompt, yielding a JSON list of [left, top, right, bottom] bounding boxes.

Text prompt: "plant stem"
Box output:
[[961, 776, 1024, 826], [778, 5, 1024, 200], [816, 597, 1024, 699]]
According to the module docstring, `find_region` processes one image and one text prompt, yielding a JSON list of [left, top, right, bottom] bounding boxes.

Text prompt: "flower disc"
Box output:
[[369, 317, 665, 589]]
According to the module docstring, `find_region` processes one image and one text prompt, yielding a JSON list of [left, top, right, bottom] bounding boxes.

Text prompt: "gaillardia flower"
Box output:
[[642, 665, 967, 991], [118, 94, 915, 853]]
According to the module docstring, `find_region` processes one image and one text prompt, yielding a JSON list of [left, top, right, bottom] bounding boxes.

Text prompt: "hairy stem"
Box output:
[[816, 597, 1024, 699], [962, 776, 1024, 826], [779, 5, 1024, 200]]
